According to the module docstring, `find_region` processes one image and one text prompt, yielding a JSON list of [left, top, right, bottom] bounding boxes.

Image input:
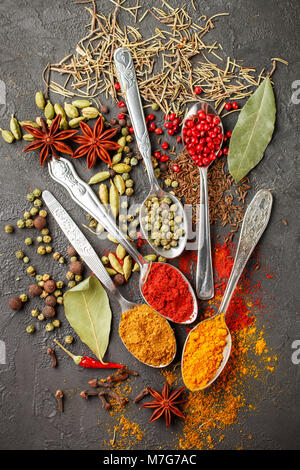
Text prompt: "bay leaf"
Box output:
[[228, 77, 276, 182], [63, 276, 111, 361]]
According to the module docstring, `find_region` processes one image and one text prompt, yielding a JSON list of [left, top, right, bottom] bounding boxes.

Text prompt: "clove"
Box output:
[[106, 372, 129, 383], [99, 392, 111, 410], [118, 366, 139, 377], [88, 378, 114, 389], [80, 390, 99, 399], [105, 390, 128, 406], [47, 348, 57, 367], [55, 389, 64, 413], [134, 387, 150, 403]]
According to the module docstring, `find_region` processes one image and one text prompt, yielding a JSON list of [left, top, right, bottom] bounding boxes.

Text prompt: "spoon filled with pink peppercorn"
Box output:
[[182, 102, 224, 300]]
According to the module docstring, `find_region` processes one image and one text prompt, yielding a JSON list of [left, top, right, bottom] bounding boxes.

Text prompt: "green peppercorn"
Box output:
[[54, 290, 62, 297], [5, 224, 14, 233], [151, 103, 159, 111], [43, 235, 51, 243], [26, 325, 35, 334], [27, 266, 35, 276], [125, 179, 134, 188], [171, 180, 179, 188], [16, 250, 24, 259], [52, 319, 60, 328], [30, 207, 39, 216], [36, 236, 43, 243], [101, 256, 109, 265], [42, 274, 50, 281], [23, 256, 30, 264], [121, 127, 129, 136], [37, 246, 46, 255], [66, 271, 74, 281], [31, 308, 39, 317], [130, 157, 138, 166], [75, 275, 82, 282], [17, 219, 26, 229], [68, 281, 76, 288], [23, 211, 31, 220], [57, 296, 64, 305], [121, 173, 130, 181], [53, 252, 60, 260], [45, 323, 54, 332], [41, 228, 49, 235], [33, 199, 42, 208], [125, 188, 134, 196], [20, 294, 28, 302], [38, 314, 45, 321], [39, 210, 47, 218], [56, 281, 64, 289], [45, 246, 52, 253], [33, 188, 41, 198], [70, 256, 77, 263], [24, 237, 33, 246], [65, 335, 73, 344], [27, 193, 35, 202], [126, 135, 133, 143], [25, 219, 34, 228], [59, 256, 65, 264]]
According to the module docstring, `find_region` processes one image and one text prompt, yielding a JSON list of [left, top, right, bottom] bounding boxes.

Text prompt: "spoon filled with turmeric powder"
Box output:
[[182, 189, 273, 391]]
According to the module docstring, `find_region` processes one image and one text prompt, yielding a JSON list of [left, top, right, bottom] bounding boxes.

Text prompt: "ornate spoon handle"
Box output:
[[48, 157, 145, 268], [218, 189, 273, 315], [114, 47, 160, 192]]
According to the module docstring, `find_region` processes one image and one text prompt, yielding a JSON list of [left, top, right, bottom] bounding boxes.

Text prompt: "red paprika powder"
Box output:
[[142, 263, 194, 323]]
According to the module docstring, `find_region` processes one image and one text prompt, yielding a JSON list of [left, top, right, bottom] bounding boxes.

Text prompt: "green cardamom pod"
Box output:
[[107, 234, 119, 244], [144, 254, 157, 262], [109, 181, 119, 219], [81, 107, 100, 119], [44, 101, 55, 120], [0, 128, 14, 143], [117, 136, 127, 147], [68, 116, 86, 128], [71, 99, 92, 108], [10, 115, 22, 140], [35, 117, 43, 127], [54, 103, 66, 119], [46, 119, 53, 128], [116, 244, 126, 260], [99, 183, 109, 207], [112, 153, 122, 165], [105, 267, 117, 276], [59, 117, 69, 130], [88, 171, 110, 185], [35, 91, 46, 110], [123, 255, 132, 281], [112, 163, 132, 174], [23, 133, 35, 142], [64, 103, 79, 119], [108, 253, 123, 274], [20, 120, 40, 128], [114, 174, 126, 195], [132, 262, 140, 272]]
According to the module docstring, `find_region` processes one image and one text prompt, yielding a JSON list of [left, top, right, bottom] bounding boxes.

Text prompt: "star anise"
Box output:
[[71, 117, 120, 169], [21, 115, 78, 167], [142, 382, 186, 428]]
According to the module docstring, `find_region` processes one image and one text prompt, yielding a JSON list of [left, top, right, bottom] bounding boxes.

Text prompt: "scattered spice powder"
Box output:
[[182, 314, 229, 391], [142, 263, 194, 322], [119, 304, 176, 366]]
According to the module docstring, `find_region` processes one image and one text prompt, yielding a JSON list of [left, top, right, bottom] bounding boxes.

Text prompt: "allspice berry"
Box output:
[[28, 284, 43, 297], [45, 295, 57, 307], [33, 216, 47, 230], [44, 279, 56, 293], [69, 261, 83, 275], [101, 105, 109, 114], [42, 306, 55, 319], [8, 297, 23, 310], [113, 273, 125, 286], [67, 245, 77, 257]]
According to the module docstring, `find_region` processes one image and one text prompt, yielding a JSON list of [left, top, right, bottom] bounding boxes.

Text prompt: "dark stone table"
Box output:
[[0, 0, 299, 450]]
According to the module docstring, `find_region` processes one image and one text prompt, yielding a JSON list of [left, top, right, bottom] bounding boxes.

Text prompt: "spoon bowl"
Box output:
[[114, 47, 188, 259], [181, 189, 273, 390], [182, 101, 224, 300]]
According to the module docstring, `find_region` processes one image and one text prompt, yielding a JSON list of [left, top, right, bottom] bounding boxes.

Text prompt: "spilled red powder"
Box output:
[[142, 263, 194, 322], [213, 242, 234, 280]]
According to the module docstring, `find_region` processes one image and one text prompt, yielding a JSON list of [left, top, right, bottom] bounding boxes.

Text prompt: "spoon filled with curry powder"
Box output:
[[182, 190, 273, 391]]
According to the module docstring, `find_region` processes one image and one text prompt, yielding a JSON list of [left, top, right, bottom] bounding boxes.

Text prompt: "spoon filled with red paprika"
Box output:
[[182, 102, 224, 301], [48, 157, 198, 325]]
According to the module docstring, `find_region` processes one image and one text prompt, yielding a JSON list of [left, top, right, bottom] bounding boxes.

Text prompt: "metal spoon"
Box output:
[[42, 190, 176, 368], [48, 157, 198, 325], [181, 189, 273, 390], [182, 102, 224, 300], [114, 47, 188, 259]]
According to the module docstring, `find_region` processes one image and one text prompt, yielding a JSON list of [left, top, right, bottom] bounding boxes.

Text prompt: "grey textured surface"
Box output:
[[0, 0, 299, 450]]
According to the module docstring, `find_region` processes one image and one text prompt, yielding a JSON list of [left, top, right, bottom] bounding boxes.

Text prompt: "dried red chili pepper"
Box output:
[[54, 340, 123, 369]]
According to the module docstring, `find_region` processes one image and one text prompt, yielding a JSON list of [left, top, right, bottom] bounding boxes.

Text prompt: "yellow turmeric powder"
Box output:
[[182, 314, 228, 391]]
